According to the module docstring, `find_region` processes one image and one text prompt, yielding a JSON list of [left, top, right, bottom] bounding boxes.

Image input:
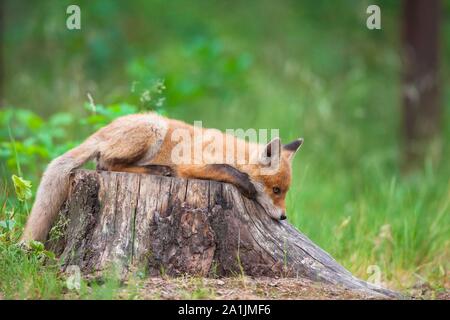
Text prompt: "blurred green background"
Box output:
[[0, 0, 449, 298]]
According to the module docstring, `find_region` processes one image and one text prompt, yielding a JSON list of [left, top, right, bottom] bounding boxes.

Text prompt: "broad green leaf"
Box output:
[[12, 174, 32, 201]]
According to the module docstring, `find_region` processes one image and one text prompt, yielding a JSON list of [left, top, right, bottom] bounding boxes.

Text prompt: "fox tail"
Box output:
[[22, 136, 99, 242]]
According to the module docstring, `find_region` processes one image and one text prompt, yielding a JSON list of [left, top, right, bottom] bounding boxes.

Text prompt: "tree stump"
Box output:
[[47, 169, 400, 298]]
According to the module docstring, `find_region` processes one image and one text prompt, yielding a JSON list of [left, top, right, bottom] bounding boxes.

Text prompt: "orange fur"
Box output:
[[22, 112, 302, 242]]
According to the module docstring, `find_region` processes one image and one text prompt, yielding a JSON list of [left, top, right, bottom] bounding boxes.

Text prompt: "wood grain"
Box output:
[[47, 169, 400, 298]]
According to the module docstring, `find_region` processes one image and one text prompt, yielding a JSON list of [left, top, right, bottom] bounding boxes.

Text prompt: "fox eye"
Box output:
[[273, 187, 281, 194]]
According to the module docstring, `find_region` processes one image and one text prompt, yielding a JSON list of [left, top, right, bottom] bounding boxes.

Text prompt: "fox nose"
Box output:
[[280, 213, 287, 220]]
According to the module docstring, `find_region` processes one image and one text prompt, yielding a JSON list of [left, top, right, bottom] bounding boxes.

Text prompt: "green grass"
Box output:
[[0, 95, 448, 298], [0, 0, 449, 299]]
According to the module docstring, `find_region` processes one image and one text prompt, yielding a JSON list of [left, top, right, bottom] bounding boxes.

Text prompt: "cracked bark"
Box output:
[[47, 169, 400, 298]]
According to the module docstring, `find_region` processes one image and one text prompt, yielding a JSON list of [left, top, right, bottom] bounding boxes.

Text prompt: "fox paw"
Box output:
[[239, 180, 257, 200], [235, 172, 257, 200]]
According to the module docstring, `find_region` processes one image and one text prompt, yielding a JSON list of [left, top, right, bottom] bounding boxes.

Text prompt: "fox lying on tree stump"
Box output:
[[22, 113, 303, 242], [22, 112, 400, 298]]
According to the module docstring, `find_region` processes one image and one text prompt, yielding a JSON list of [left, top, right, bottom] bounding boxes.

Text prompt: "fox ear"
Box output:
[[262, 137, 281, 158], [263, 137, 281, 158], [255, 137, 281, 165], [284, 138, 303, 160]]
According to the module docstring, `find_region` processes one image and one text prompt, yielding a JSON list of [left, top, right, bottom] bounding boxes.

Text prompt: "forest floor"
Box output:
[[61, 276, 449, 300]]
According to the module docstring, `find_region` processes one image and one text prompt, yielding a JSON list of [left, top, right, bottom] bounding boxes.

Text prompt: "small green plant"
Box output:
[[0, 208, 16, 243], [26, 240, 56, 262], [48, 215, 70, 242], [132, 78, 167, 113], [12, 175, 32, 202], [235, 230, 245, 279], [0, 175, 33, 243], [179, 277, 215, 300]]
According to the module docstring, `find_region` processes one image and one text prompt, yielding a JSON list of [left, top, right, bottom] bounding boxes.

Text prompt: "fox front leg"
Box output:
[[176, 164, 257, 199]]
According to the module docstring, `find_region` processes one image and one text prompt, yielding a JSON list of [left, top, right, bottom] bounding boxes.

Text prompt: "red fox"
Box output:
[[22, 113, 303, 242]]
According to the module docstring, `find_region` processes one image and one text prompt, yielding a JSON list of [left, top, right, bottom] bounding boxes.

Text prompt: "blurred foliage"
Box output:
[[0, 0, 449, 298]]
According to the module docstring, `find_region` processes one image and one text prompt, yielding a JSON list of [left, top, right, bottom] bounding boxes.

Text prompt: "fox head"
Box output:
[[248, 137, 303, 220]]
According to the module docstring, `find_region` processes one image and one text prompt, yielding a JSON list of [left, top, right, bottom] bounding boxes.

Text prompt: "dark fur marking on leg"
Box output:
[[209, 164, 257, 199]]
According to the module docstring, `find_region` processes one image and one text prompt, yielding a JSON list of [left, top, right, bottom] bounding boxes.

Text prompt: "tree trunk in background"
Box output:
[[47, 170, 400, 298], [401, 0, 442, 171]]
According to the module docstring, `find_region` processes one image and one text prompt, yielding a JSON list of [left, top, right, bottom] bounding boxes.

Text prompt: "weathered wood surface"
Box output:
[[47, 169, 400, 298]]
